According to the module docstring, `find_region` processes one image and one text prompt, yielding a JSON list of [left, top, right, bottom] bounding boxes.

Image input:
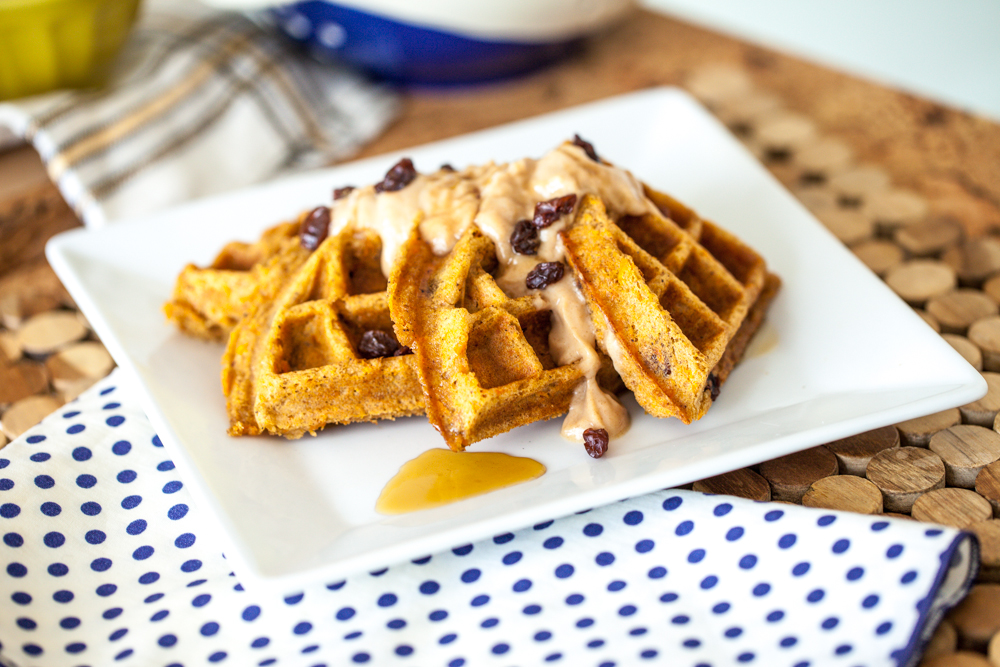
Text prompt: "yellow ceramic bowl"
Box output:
[[0, 0, 141, 101]]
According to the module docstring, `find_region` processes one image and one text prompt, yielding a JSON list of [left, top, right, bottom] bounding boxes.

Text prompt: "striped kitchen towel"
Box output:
[[0, 0, 398, 229]]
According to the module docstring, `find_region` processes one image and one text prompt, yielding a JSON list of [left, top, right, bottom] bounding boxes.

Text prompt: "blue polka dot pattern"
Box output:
[[0, 372, 980, 667]]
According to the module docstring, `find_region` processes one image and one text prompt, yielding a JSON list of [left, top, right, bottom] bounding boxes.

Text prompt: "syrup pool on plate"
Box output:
[[375, 449, 546, 514]]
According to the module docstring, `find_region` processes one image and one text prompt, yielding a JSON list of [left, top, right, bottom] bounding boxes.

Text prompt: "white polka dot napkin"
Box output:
[[0, 371, 979, 667]]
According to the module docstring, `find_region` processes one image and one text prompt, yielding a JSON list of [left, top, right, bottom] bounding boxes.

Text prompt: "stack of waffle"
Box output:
[[164, 141, 779, 456]]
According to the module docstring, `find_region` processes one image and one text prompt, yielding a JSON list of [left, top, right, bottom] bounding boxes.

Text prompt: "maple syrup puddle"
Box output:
[[375, 449, 546, 515]]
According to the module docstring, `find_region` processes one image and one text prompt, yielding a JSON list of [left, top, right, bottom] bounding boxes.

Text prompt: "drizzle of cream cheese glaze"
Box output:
[[328, 143, 661, 443]]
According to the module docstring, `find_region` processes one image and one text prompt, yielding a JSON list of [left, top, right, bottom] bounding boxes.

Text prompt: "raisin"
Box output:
[[510, 219, 540, 255], [572, 134, 600, 162], [583, 428, 609, 458], [393, 345, 413, 357], [357, 330, 399, 358], [333, 186, 354, 200], [525, 262, 565, 290], [300, 206, 330, 250], [374, 158, 417, 193], [440, 163, 456, 172], [706, 372, 720, 401], [533, 194, 577, 228]]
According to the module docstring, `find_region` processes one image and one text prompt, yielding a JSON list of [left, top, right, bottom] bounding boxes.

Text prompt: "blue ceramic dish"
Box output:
[[271, 1, 583, 85]]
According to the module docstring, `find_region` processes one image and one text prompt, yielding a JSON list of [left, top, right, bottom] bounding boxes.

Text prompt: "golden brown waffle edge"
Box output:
[[388, 225, 587, 451], [562, 194, 767, 423]]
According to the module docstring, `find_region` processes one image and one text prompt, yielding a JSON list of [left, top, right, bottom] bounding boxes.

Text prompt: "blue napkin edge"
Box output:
[[899, 529, 979, 667]]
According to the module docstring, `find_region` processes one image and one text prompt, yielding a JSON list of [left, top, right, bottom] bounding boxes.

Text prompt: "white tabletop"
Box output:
[[643, 0, 1000, 122]]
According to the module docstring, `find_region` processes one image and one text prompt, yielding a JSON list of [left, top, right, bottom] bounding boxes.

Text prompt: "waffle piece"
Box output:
[[562, 194, 768, 423], [713, 271, 781, 387], [223, 226, 424, 438], [390, 226, 588, 451], [164, 219, 301, 340]]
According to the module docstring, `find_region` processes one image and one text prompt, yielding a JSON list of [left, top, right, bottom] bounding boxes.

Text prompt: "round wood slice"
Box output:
[[960, 372, 1000, 426], [2, 292, 65, 330], [829, 165, 891, 201], [929, 425, 1000, 488], [15, 310, 87, 356], [982, 273, 1000, 305], [800, 475, 883, 514], [0, 395, 61, 440], [851, 239, 904, 277], [867, 188, 930, 233], [0, 330, 21, 364], [866, 446, 946, 513], [895, 217, 963, 258], [917, 309, 943, 333], [754, 112, 817, 153], [989, 630, 1000, 667], [948, 583, 1000, 652], [744, 141, 769, 163], [685, 65, 753, 107], [815, 208, 874, 245], [758, 445, 839, 503], [0, 260, 76, 326], [0, 292, 21, 330], [0, 360, 48, 406], [884, 512, 914, 520], [896, 409, 961, 447], [969, 520, 1000, 583], [911, 487, 992, 529], [792, 186, 838, 216], [691, 467, 771, 501], [969, 319, 1000, 373], [921, 652, 993, 667], [943, 334, 984, 371], [928, 290, 998, 334], [45, 341, 114, 391], [944, 238, 1000, 287], [761, 161, 799, 188], [884, 260, 958, 306], [923, 619, 958, 661], [57, 377, 99, 403], [975, 460, 1000, 518], [793, 138, 853, 177], [715, 91, 782, 129], [825, 426, 900, 476], [0, 431, 7, 450]]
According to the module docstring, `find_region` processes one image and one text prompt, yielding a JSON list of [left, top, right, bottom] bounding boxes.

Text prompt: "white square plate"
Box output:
[[47, 87, 985, 592]]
